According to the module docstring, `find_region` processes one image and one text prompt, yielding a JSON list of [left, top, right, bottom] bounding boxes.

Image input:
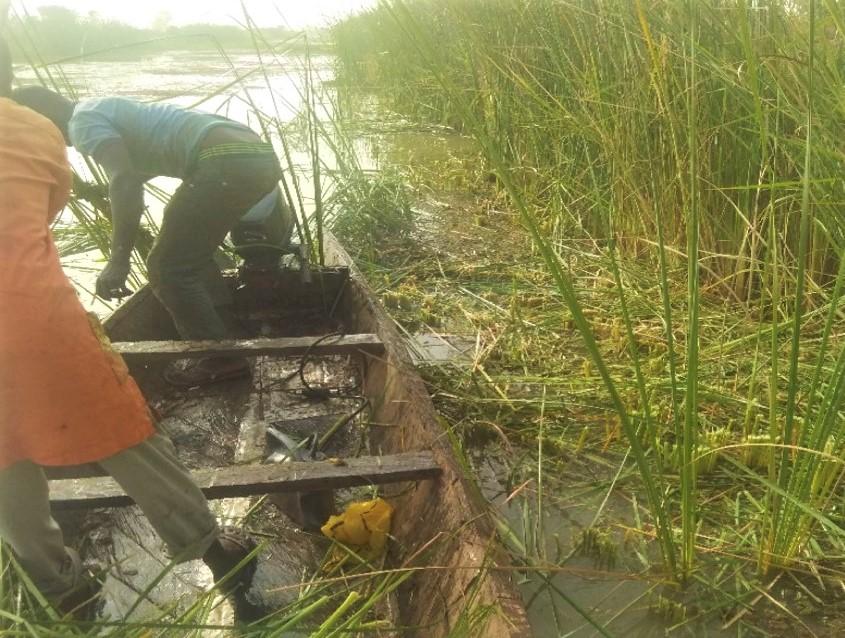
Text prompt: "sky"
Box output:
[[13, 1, 378, 29]]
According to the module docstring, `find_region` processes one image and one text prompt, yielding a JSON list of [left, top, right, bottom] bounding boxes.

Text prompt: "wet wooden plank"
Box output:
[[50, 452, 440, 510], [112, 333, 384, 361], [45, 463, 107, 480]]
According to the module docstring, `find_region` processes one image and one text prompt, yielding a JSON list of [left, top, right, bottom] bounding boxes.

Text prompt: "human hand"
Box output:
[[95, 260, 131, 300]]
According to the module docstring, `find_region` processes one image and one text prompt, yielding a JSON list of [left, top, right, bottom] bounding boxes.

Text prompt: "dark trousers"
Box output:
[[146, 154, 281, 340], [0, 434, 217, 597]]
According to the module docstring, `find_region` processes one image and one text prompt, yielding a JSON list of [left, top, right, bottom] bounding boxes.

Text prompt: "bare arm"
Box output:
[[94, 139, 146, 264], [90, 139, 146, 299]]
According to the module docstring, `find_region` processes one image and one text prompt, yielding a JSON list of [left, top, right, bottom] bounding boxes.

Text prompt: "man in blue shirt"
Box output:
[[12, 87, 293, 386]]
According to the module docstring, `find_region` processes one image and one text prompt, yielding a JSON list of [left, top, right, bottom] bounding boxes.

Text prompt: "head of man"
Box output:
[[11, 86, 75, 143], [0, 35, 11, 97]]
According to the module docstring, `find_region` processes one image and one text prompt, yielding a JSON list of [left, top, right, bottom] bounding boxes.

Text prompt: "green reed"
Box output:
[[331, 0, 845, 590]]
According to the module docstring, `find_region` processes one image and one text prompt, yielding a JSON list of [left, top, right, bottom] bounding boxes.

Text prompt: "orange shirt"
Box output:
[[0, 98, 154, 469]]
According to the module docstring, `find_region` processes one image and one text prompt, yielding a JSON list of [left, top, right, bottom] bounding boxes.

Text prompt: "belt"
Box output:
[[197, 142, 276, 162]]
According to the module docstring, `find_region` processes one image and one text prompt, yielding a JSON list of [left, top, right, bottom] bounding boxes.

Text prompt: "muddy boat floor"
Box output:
[[58, 349, 378, 628]]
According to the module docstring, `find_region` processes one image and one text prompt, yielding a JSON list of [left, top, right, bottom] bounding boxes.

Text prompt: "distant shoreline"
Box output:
[[11, 41, 334, 66], [7, 10, 333, 64]]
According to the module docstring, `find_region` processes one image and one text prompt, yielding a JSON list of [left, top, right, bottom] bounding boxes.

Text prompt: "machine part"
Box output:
[[230, 187, 295, 270]]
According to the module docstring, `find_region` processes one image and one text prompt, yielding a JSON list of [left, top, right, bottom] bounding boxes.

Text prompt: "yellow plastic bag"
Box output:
[[321, 498, 394, 561]]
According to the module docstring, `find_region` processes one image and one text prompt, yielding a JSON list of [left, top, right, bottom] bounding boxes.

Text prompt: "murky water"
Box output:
[[471, 447, 741, 638]]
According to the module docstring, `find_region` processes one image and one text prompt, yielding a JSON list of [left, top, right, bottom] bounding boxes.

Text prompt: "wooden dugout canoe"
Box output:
[[86, 234, 532, 637]]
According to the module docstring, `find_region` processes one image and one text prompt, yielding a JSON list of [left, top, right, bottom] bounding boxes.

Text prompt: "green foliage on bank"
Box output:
[[334, 0, 845, 302]]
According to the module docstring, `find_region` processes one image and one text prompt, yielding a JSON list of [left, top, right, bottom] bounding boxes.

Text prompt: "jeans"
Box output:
[[146, 153, 283, 340]]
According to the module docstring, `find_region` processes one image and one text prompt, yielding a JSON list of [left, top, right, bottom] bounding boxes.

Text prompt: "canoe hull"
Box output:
[[101, 234, 531, 637]]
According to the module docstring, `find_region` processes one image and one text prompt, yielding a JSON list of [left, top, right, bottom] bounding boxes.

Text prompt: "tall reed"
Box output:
[[333, 0, 845, 584], [334, 0, 845, 299]]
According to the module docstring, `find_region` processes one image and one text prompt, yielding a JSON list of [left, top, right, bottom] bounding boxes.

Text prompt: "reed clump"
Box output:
[[334, 0, 845, 302], [331, 0, 845, 630]]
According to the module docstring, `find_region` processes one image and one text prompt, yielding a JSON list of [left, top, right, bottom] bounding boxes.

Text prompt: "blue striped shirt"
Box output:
[[68, 97, 251, 178]]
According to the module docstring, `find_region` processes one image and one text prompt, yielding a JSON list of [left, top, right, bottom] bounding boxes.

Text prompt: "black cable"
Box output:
[[249, 334, 363, 426], [297, 331, 344, 399]]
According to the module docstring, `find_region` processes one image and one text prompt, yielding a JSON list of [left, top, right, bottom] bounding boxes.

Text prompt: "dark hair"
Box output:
[[0, 35, 11, 98], [10, 85, 75, 141]]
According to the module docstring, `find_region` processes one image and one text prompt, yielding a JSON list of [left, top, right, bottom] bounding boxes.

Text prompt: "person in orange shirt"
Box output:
[[0, 35, 257, 618]]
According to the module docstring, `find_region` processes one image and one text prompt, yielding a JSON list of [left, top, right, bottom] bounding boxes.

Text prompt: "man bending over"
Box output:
[[13, 85, 294, 386]]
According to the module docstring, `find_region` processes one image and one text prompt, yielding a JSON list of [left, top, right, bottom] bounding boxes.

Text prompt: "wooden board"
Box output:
[[50, 452, 440, 510], [112, 333, 385, 361]]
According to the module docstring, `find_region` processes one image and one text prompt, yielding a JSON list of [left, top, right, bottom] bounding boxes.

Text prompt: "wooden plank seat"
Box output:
[[112, 333, 385, 361], [49, 451, 440, 510]]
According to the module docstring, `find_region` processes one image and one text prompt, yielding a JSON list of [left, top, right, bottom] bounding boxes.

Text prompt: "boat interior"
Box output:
[[49, 242, 530, 636]]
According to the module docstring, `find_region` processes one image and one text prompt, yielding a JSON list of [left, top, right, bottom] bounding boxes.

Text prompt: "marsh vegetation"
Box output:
[[7, 0, 845, 635]]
